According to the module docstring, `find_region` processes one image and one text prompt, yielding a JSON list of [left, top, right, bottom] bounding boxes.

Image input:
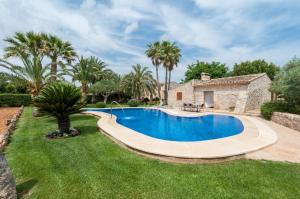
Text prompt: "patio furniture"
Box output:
[[182, 103, 201, 112]]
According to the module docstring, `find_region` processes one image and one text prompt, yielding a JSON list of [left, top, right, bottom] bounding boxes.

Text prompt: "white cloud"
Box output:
[[124, 22, 139, 35], [1, 0, 300, 82]]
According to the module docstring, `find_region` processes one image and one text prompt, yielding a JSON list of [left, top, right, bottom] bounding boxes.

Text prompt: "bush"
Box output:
[[95, 102, 106, 108], [261, 101, 288, 120], [127, 99, 140, 107], [0, 94, 31, 107]]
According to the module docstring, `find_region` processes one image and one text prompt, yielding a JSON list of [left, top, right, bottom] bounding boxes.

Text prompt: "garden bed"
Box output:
[[0, 107, 21, 133]]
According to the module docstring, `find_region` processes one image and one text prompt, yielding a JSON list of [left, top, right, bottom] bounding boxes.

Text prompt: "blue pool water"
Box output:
[[94, 108, 244, 142]]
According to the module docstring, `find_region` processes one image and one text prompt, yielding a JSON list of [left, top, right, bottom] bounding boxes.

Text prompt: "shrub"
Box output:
[[127, 99, 140, 107], [96, 102, 106, 108], [0, 94, 31, 107], [33, 82, 84, 136], [261, 101, 288, 120]]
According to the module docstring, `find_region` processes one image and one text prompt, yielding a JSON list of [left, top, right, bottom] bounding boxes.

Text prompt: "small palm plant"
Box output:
[[33, 82, 84, 138]]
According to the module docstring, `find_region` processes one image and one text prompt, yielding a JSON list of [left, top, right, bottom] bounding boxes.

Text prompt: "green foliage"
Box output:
[[33, 82, 84, 134], [0, 72, 28, 93], [95, 102, 106, 108], [121, 64, 156, 100], [0, 54, 49, 96], [71, 56, 111, 97], [0, 94, 31, 107], [270, 58, 300, 110], [89, 79, 119, 103], [127, 99, 140, 107], [232, 59, 279, 80], [261, 101, 288, 120], [183, 61, 228, 82], [145, 41, 162, 99]]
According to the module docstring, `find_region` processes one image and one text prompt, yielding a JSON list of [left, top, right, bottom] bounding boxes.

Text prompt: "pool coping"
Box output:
[[84, 108, 278, 159]]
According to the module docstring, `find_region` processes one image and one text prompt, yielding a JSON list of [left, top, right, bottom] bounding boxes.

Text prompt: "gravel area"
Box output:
[[0, 107, 21, 133]]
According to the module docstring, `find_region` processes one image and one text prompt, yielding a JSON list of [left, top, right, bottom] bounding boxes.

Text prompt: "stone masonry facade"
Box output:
[[167, 74, 271, 113]]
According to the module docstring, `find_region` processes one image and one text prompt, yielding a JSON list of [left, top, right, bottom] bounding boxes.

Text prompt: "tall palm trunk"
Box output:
[[155, 64, 161, 99], [82, 83, 88, 98], [168, 69, 172, 90], [50, 56, 57, 82], [57, 115, 70, 135], [164, 67, 168, 105]]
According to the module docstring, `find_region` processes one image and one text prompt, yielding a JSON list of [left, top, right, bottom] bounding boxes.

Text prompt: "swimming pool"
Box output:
[[93, 108, 244, 142]]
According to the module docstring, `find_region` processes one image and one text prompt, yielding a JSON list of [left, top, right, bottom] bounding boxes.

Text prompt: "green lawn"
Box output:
[[5, 107, 300, 199]]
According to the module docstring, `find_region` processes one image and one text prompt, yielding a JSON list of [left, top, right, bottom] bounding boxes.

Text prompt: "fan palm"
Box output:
[[145, 41, 162, 99], [160, 41, 181, 105], [33, 82, 84, 135], [41, 34, 77, 81], [3, 32, 45, 58], [122, 64, 156, 100], [0, 54, 49, 96]]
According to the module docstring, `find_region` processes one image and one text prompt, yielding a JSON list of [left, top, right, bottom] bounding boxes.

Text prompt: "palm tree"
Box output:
[[71, 57, 94, 97], [3, 32, 45, 58], [71, 56, 110, 98], [89, 56, 111, 84], [41, 34, 77, 81], [0, 54, 49, 96], [145, 41, 162, 99], [160, 41, 181, 105], [33, 82, 84, 135], [167, 46, 181, 90], [122, 64, 156, 100]]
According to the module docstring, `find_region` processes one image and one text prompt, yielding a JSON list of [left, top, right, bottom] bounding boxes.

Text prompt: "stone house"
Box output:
[[167, 73, 271, 113]]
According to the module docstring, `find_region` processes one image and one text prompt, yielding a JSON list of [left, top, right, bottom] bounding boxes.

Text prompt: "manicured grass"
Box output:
[[5, 107, 300, 198]]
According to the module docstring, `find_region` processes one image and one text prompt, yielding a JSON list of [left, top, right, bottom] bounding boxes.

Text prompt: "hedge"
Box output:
[[127, 99, 140, 107], [95, 102, 106, 108], [260, 101, 288, 120], [0, 94, 32, 107]]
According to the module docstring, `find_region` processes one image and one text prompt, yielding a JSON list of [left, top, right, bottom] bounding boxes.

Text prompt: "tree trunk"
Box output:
[[164, 67, 168, 105], [155, 64, 161, 99], [50, 56, 57, 82], [57, 115, 70, 135], [82, 83, 88, 98], [103, 95, 108, 104], [168, 70, 171, 90], [91, 93, 96, 104]]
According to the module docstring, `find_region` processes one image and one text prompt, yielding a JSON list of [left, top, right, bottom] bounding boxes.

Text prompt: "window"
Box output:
[[176, 92, 182, 101]]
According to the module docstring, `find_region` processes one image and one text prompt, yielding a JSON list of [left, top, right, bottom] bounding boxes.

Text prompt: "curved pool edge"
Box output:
[[84, 108, 278, 159]]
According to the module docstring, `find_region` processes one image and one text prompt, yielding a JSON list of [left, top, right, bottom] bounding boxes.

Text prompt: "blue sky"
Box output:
[[1, 0, 300, 82]]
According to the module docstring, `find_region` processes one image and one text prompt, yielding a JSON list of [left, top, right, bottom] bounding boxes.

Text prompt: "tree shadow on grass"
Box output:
[[71, 114, 95, 122], [17, 179, 38, 198], [74, 125, 98, 137]]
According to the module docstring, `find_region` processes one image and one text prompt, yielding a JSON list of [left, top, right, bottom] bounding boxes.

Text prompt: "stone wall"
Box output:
[[271, 112, 300, 132], [168, 81, 195, 107], [0, 153, 17, 199], [195, 85, 247, 111], [245, 74, 271, 111], [0, 107, 23, 199]]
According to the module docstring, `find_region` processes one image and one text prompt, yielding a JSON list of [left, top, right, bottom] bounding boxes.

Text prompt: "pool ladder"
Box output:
[[110, 101, 125, 118]]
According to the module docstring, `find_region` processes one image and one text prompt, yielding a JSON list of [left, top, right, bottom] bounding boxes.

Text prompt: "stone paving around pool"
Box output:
[[85, 107, 279, 162]]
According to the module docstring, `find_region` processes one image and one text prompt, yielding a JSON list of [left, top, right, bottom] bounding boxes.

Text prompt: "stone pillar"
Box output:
[[0, 152, 17, 199]]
